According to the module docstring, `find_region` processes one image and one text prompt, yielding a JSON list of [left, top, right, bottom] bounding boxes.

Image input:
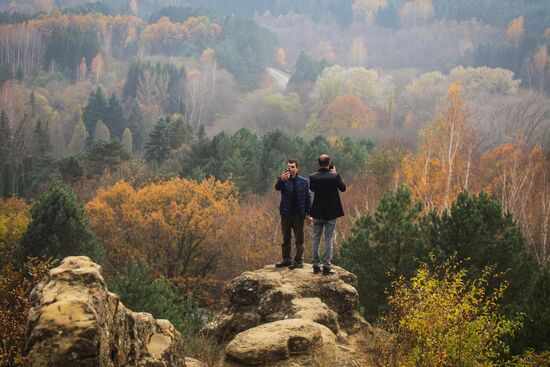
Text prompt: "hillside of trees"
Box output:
[[1, 0, 550, 366]]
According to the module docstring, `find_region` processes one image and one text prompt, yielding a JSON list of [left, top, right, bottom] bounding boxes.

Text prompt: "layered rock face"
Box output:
[[25, 258, 382, 367], [203, 264, 381, 366], [24, 256, 186, 367]]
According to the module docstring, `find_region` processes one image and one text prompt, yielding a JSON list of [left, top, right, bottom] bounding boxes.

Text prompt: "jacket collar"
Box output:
[[318, 167, 330, 172]]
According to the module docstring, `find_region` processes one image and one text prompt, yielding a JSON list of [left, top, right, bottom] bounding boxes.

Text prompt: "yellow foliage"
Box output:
[[384, 258, 521, 366], [141, 16, 220, 55], [0, 197, 31, 270], [85, 178, 237, 279]]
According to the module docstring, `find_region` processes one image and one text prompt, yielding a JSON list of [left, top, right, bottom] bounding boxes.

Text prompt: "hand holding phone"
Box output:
[[282, 167, 291, 181]]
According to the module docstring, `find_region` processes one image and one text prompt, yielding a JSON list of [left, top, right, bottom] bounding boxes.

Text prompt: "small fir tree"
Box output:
[[144, 118, 171, 163], [110, 260, 203, 335], [19, 180, 103, 262]]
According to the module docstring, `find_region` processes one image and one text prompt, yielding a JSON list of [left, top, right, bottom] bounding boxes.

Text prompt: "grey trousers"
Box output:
[[312, 218, 336, 268]]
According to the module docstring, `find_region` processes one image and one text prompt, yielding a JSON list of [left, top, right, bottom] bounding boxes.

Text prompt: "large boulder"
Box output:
[[24, 256, 186, 367], [224, 319, 336, 367], [202, 264, 380, 366]]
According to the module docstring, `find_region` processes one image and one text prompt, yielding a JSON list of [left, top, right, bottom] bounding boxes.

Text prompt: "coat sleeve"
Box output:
[[305, 180, 312, 215], [337, 174, 347, 192], [309, 175, 317, 192], [275, 177, 285, 191]]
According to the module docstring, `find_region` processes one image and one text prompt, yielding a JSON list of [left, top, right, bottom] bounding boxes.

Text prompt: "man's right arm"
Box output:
[[309, 174, 317, 192], [336, 174, 346, 192], [275, 177, 285, 191]]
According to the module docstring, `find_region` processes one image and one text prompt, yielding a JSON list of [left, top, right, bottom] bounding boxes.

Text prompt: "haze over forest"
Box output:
[[0, 0, 549, 366]]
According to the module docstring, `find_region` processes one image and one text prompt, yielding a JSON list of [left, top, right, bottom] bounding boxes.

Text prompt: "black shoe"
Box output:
[[313, 266, 321, 274], [322, 267, 335, 275], [288, 262, 304, 270], [275, 259, 292, 267]]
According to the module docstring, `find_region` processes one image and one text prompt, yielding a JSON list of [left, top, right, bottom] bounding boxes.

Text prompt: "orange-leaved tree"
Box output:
[[479, 140, 550, 264], [507, 16, 524, 48], [399, 82, 477, 211], [318, 94, 376, 134], [85, 178, 237, 279]]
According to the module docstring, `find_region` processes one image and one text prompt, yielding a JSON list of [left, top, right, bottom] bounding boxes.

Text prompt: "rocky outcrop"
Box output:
[[25, 258, 385, 367], [24, 256, 186, 367], [202, 264, 382, 367]]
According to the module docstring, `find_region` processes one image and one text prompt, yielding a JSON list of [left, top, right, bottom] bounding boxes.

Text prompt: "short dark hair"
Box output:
[[318, 154, 330, 167], [287, 159, 298, 167]]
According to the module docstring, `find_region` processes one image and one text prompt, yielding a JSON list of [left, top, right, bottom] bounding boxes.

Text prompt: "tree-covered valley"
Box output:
[[1, 0, 550, 365]]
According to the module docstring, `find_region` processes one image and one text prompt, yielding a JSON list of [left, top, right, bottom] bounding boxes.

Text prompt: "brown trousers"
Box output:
[[281, 214, 304, 263]]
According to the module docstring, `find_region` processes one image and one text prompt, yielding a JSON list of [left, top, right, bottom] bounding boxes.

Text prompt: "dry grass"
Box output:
[[181, 334, 225, 366]]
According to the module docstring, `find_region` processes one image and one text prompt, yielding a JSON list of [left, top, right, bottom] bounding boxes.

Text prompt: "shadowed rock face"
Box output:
[[202, 264, 382, 367], [24, 256, 186, 367]]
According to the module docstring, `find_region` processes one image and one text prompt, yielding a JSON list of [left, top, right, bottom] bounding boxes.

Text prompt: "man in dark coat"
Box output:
[[274, 159, 312, 269], [309, 154, 346, 275]]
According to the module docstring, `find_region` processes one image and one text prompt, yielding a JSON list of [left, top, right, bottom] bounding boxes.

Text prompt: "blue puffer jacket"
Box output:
[[275, 175, 312, 218]]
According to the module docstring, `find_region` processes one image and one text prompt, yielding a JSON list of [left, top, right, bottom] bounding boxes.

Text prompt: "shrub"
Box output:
[[110, 260, 204, 335], [383, 257, 521, 367]]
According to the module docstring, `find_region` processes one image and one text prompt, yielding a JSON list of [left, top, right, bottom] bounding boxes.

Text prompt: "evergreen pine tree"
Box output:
[[110, 260, 203, 335], [105, 92, 125, 140], [196, 124, 205, 140], [516, 266, 550, 352], [144, 118, 171, 163], [19, 179, 103, 262], [126, 102, 145, 153], [85, 140, 130, 177], [1, 163, 13, 198], [335, 186, 427, 320], [59, 156, 83, 182], [426, 191, 536, 306], [82, 87, 107, 146], [168, 117, 194, 150], [122, 61, 143, 100], [29, 91, 36, 118], [0, 111, 14, 197], [289, 51, 328, 84], [32, 119, 51, 156], [0, 111, 12, 165]]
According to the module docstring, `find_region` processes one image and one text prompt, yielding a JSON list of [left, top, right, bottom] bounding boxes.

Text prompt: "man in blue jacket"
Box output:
[[275, 159, 312, 269]]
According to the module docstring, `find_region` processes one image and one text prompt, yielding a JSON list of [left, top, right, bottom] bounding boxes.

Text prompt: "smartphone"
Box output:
[[328, 162, 334, 170]]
